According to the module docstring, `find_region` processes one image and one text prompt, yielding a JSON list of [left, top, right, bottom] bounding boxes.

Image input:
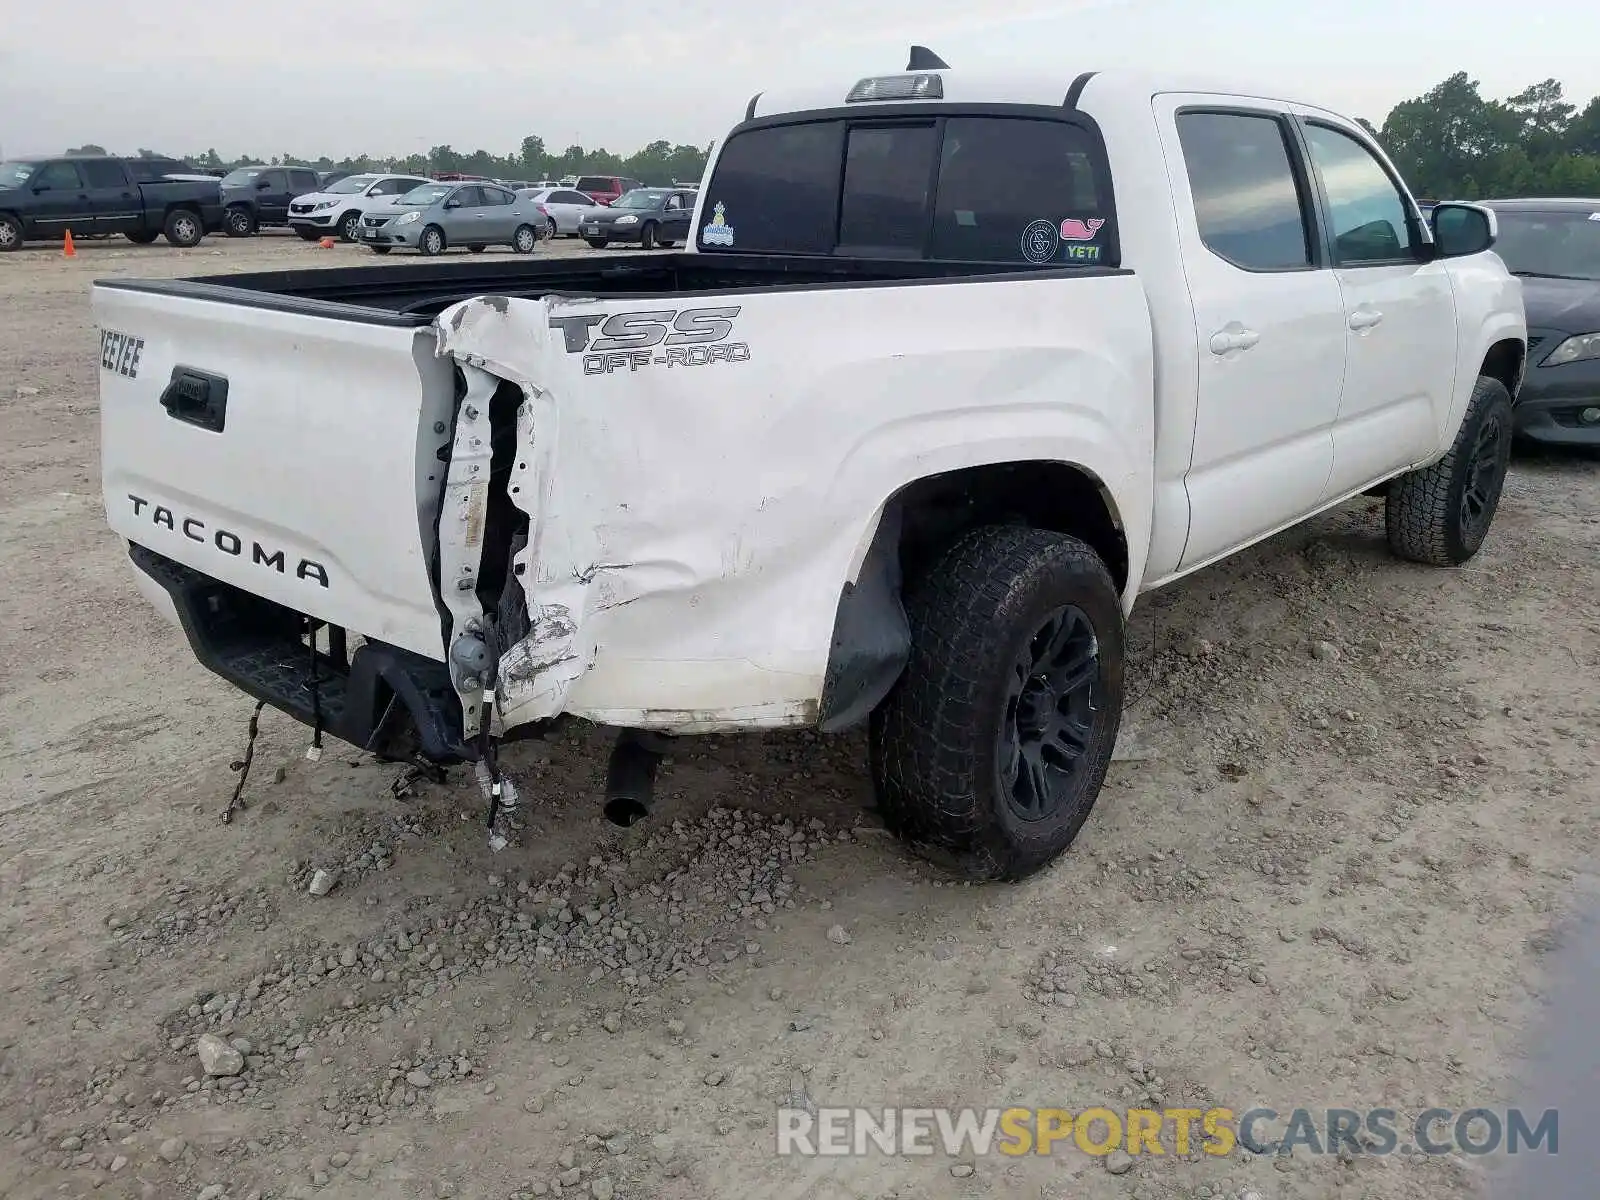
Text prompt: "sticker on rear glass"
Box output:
[[1060, 217, 1106, 241], [702, 201, 735, 246], [1021, 219, 1060, 264]]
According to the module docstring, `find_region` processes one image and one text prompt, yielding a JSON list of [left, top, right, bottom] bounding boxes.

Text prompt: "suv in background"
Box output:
[[219, 165, 322, 236], [574, 175, 644, 206], [287, 173, 432, 242]]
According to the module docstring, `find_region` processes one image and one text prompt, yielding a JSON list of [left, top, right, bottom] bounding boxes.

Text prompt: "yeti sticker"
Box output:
[[702, 202, 735, 247]]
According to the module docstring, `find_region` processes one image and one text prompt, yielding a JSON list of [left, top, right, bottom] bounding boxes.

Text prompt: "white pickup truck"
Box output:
[[94, 57, 1525, 881]]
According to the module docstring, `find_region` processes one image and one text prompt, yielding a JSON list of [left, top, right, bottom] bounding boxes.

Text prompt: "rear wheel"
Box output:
[[870, 526, 1124, 882], [639, 221, 658, 250], [512, 224, 537, 254], [163, 208, 203, 247], [585, 237, 608, 249], [544, 215, 558, 240], [338, 210, 362, 242], [419, 225, 445, 256], [224, 206, 256, 237], [1386, 375, 1514, 566], [125, 230, 159, 245]]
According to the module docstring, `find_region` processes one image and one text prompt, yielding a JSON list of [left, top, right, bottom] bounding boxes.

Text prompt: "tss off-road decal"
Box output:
[[549, 306, 751, 375]]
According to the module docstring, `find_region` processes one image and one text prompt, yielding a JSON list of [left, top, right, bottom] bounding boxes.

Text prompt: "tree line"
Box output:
[[61, 136, 713, 186], [59, 73, 1600, 199], [1376, 74, 1600, 199]]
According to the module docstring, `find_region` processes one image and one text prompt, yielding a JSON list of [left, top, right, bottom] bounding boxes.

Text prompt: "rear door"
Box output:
[[1155, 99, 1347, 570], [1290, 111, 1460, 496], [482, 185, 519, 239], [80, 158, 138, 232]]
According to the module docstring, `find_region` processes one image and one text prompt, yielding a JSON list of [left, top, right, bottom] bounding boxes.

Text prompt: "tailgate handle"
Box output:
[[160, 368, 229, 433]]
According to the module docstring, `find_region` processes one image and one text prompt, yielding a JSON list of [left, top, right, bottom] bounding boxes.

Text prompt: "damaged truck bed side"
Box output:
[[96, 61, 1525, 881]]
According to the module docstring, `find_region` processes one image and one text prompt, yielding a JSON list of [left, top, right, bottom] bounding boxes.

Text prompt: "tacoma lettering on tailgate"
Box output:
[[548, 306, 751, 376], [127, 494, 330, 587]]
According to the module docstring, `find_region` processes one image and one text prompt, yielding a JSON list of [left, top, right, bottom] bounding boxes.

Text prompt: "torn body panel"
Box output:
[[433, 275, 1155, 734]]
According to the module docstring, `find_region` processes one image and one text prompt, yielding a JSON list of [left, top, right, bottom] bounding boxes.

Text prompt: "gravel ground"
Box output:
[[0, 230, 1597, 1200]]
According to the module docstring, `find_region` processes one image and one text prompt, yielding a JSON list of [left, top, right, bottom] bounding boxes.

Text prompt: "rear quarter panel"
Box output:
[[438, 272, 1155, 731]]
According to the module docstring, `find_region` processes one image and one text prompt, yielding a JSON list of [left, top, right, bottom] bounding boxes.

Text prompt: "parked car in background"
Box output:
[[516, 186, 601, 238], [220, 165, 322, 236], [579, 186, 696, 249], [318, 170, 352, 188], [0, 155, 222, 250], [1480, 198, 1600, 445], [574, 174, 644, 206], [287, 173, 432, 242], [358, 180, 541, 255]]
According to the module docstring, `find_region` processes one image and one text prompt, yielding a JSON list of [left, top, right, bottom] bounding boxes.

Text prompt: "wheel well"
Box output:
[[815, 460, 1128, 732], [1481, 338, 1526, 396], [891, 460, 1129, 594]]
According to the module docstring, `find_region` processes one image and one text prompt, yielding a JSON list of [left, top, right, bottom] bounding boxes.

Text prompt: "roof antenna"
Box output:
[[906, 45, 949, 70]]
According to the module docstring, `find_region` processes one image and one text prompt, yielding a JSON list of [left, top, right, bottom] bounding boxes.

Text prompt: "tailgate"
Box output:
[[95, 284, 455, 660]]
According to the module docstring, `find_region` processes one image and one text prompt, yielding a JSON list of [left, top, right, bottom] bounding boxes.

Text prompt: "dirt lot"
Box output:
[[0, 231, 1597, 1200]]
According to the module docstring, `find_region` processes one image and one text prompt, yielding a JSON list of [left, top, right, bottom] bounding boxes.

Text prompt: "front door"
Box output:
[[442, 186, 485, 242], [1158, 99, 1348, 572], [1291, 114, 1462, 498], [28, 160, 93, 237], [663, 191, 694, 241]]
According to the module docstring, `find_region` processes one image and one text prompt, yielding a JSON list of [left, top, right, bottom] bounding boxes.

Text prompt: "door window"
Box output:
[[261, 170, 286, 191], [1175, 112, 1313, 271], [451, 186, 483, 207], [81, 159, 130, 188], [556, 191, 591, 206], [483, 187, 515, 205], [289, 170, 319, 193], [1302, 123, 1415, 265], [34, 161, 86, 191]]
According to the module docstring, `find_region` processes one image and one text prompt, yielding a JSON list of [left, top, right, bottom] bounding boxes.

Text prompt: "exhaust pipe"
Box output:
[[603, 729, 671, 827]]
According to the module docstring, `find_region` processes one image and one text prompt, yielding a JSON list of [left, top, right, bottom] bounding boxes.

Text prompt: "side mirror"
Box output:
[[444, 200, 460, 209], [1430, 202, 1496, 258]]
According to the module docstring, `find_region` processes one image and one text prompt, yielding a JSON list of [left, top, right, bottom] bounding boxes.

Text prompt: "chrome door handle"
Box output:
[[1209, 328, 1260, 355], [1348, 309, 1384, 331]]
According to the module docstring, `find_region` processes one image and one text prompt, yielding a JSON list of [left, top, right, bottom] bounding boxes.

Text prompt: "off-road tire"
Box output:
[[869, 525, 1125, 882], [1386, 375, 1514, 566], [163, 208, 203, 247], [224, 206, 256, 237]]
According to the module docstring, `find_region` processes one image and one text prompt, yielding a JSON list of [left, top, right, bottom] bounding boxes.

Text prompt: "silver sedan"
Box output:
[[360, 181, 542, 256]]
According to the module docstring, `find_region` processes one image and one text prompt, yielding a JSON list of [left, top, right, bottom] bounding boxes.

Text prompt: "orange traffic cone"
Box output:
[[318, 237, 335, 249], [63, 229, 76, 258]]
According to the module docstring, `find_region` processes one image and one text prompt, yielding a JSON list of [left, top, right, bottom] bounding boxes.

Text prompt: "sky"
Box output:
[[3, 0, 1599, 162]]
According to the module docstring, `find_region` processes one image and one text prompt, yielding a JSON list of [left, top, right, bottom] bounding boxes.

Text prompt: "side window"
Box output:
[[930, 117, 1113, 265], [81, 159, 130, 188], [838, 124, 938, 256], [452, 186, 483, 207], [699, 121, 844, 253], [558, 191, 590, 206], [485, 187, 513, 206], [1302, 123, 1415, 265], [291, 171, 319, 193], [34, 161, 85, 191], [262, 169, 286, 191], [1175, 112, 1312, 271], [664, 193, 683, 210]]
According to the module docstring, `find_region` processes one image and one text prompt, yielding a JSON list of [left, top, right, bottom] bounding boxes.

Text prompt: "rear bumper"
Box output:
[[130, 543, 469, 762], [1516, 357, 1600, 445]]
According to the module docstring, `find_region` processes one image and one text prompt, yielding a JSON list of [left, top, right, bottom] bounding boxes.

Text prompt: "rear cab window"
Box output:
[[696, 110, 1117, 267]]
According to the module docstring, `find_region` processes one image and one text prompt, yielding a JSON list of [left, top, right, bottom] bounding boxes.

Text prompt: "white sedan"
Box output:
[[516, 187, 603, 239]]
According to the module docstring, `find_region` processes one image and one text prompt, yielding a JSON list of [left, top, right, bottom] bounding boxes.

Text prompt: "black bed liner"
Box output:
[[94, 252, 1131, 326]]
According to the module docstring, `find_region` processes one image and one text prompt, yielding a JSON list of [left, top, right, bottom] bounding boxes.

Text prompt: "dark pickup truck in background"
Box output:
[[219, 165, 323, 236], [0, 156, 223, 250]]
